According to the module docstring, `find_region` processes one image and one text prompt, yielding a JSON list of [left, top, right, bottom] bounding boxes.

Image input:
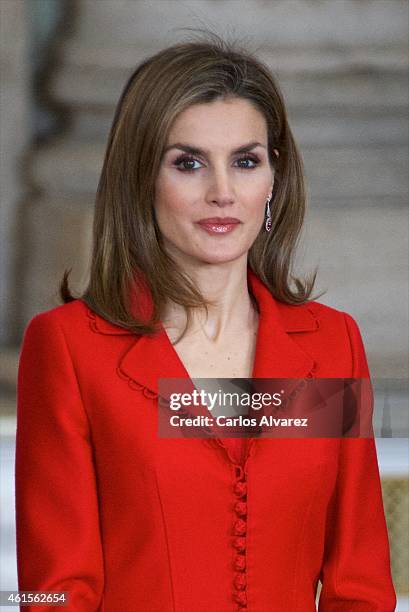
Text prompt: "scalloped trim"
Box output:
[[116, 365, 158, 398]]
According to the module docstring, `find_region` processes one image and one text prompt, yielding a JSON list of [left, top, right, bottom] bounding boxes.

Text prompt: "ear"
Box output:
[[273, 148, 279, 157]]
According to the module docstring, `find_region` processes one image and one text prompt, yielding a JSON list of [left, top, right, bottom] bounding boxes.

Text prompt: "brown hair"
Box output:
[[60, 31, 322, 339]]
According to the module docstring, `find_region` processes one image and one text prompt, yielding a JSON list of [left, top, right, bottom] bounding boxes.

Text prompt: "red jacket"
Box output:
[[15, 267, 396, 611]]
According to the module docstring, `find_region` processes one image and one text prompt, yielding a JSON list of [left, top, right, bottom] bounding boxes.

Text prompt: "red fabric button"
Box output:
[[234, 481, 247, 497], [234, 465, 244, 479], [233, 590, 247, 606], [234, 572, 247, 590], [232, 536, 246, 551], [233, 519, 247, 535], [234, 554, 246, 571], [234, 501, 247, 517]]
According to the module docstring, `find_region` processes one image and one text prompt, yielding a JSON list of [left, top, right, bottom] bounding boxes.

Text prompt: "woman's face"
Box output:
[[154, 97, 275, 267]]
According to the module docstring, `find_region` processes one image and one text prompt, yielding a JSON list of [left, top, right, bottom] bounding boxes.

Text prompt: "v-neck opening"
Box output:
[[156, 268, 262, 466]]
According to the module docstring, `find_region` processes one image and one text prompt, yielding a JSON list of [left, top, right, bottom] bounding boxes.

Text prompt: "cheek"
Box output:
[[241, 175, 272, 207], [244, 188, 269, 218], [155, 177, 191, 223], [154, 198, 197, 244]]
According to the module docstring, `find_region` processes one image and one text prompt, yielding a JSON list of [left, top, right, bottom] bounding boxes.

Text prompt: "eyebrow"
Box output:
[[163, 141, 267, 156]]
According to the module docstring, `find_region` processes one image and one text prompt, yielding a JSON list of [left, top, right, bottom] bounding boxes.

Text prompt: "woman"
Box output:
[[15, 35, 396, 611]]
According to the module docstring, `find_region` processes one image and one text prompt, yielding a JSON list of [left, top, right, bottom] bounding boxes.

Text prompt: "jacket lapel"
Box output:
[[249, 269, 318, 378], [88, 267, 319, 396]]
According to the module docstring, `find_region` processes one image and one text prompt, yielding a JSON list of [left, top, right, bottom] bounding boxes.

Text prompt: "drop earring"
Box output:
[[265, 194, 272, 232]]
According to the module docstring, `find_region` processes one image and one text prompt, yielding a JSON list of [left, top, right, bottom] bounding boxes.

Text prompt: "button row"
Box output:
[[232, 468, 248, 609]]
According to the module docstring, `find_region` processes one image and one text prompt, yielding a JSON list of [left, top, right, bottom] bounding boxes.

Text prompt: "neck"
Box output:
[[162, 258, 259, 343]]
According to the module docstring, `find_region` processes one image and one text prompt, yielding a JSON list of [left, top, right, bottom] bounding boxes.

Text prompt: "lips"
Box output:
[[197, 217, 241, 235]]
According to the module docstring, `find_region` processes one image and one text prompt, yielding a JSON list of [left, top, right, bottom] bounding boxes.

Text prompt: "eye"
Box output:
[[174, 155, 203, 172], [235, 154, 260, 169]]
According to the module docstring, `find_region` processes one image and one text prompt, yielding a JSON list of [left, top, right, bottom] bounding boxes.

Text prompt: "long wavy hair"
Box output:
[[60, 31, 322, 340]]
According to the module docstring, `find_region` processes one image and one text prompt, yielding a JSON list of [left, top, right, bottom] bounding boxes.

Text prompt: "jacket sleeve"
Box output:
[[318, 312, 397, 611], [15, 312, 104, 611]]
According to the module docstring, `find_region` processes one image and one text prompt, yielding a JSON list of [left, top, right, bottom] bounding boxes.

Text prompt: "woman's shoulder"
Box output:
[[274, 298, 370, 377], [19, 301, 90, 351], [275, 296, 360, 334], [23, 299, 89, 332], [22, 299, 133, 340], [306, 299, 363, 337]]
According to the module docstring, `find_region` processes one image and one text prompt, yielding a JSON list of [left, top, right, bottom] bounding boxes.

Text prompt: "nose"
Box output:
[[205, 165, 235, 207]]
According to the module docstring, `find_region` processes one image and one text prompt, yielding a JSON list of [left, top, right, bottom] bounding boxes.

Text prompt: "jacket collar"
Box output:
[[86, 267, 319, 395]]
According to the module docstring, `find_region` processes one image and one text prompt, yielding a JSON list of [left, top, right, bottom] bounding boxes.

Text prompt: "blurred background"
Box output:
[[0, 0, 408, 608]]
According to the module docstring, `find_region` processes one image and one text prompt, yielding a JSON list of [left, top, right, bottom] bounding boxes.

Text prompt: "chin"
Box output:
[[192, 249, 248, 266], [165, 236, 253, 267]]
